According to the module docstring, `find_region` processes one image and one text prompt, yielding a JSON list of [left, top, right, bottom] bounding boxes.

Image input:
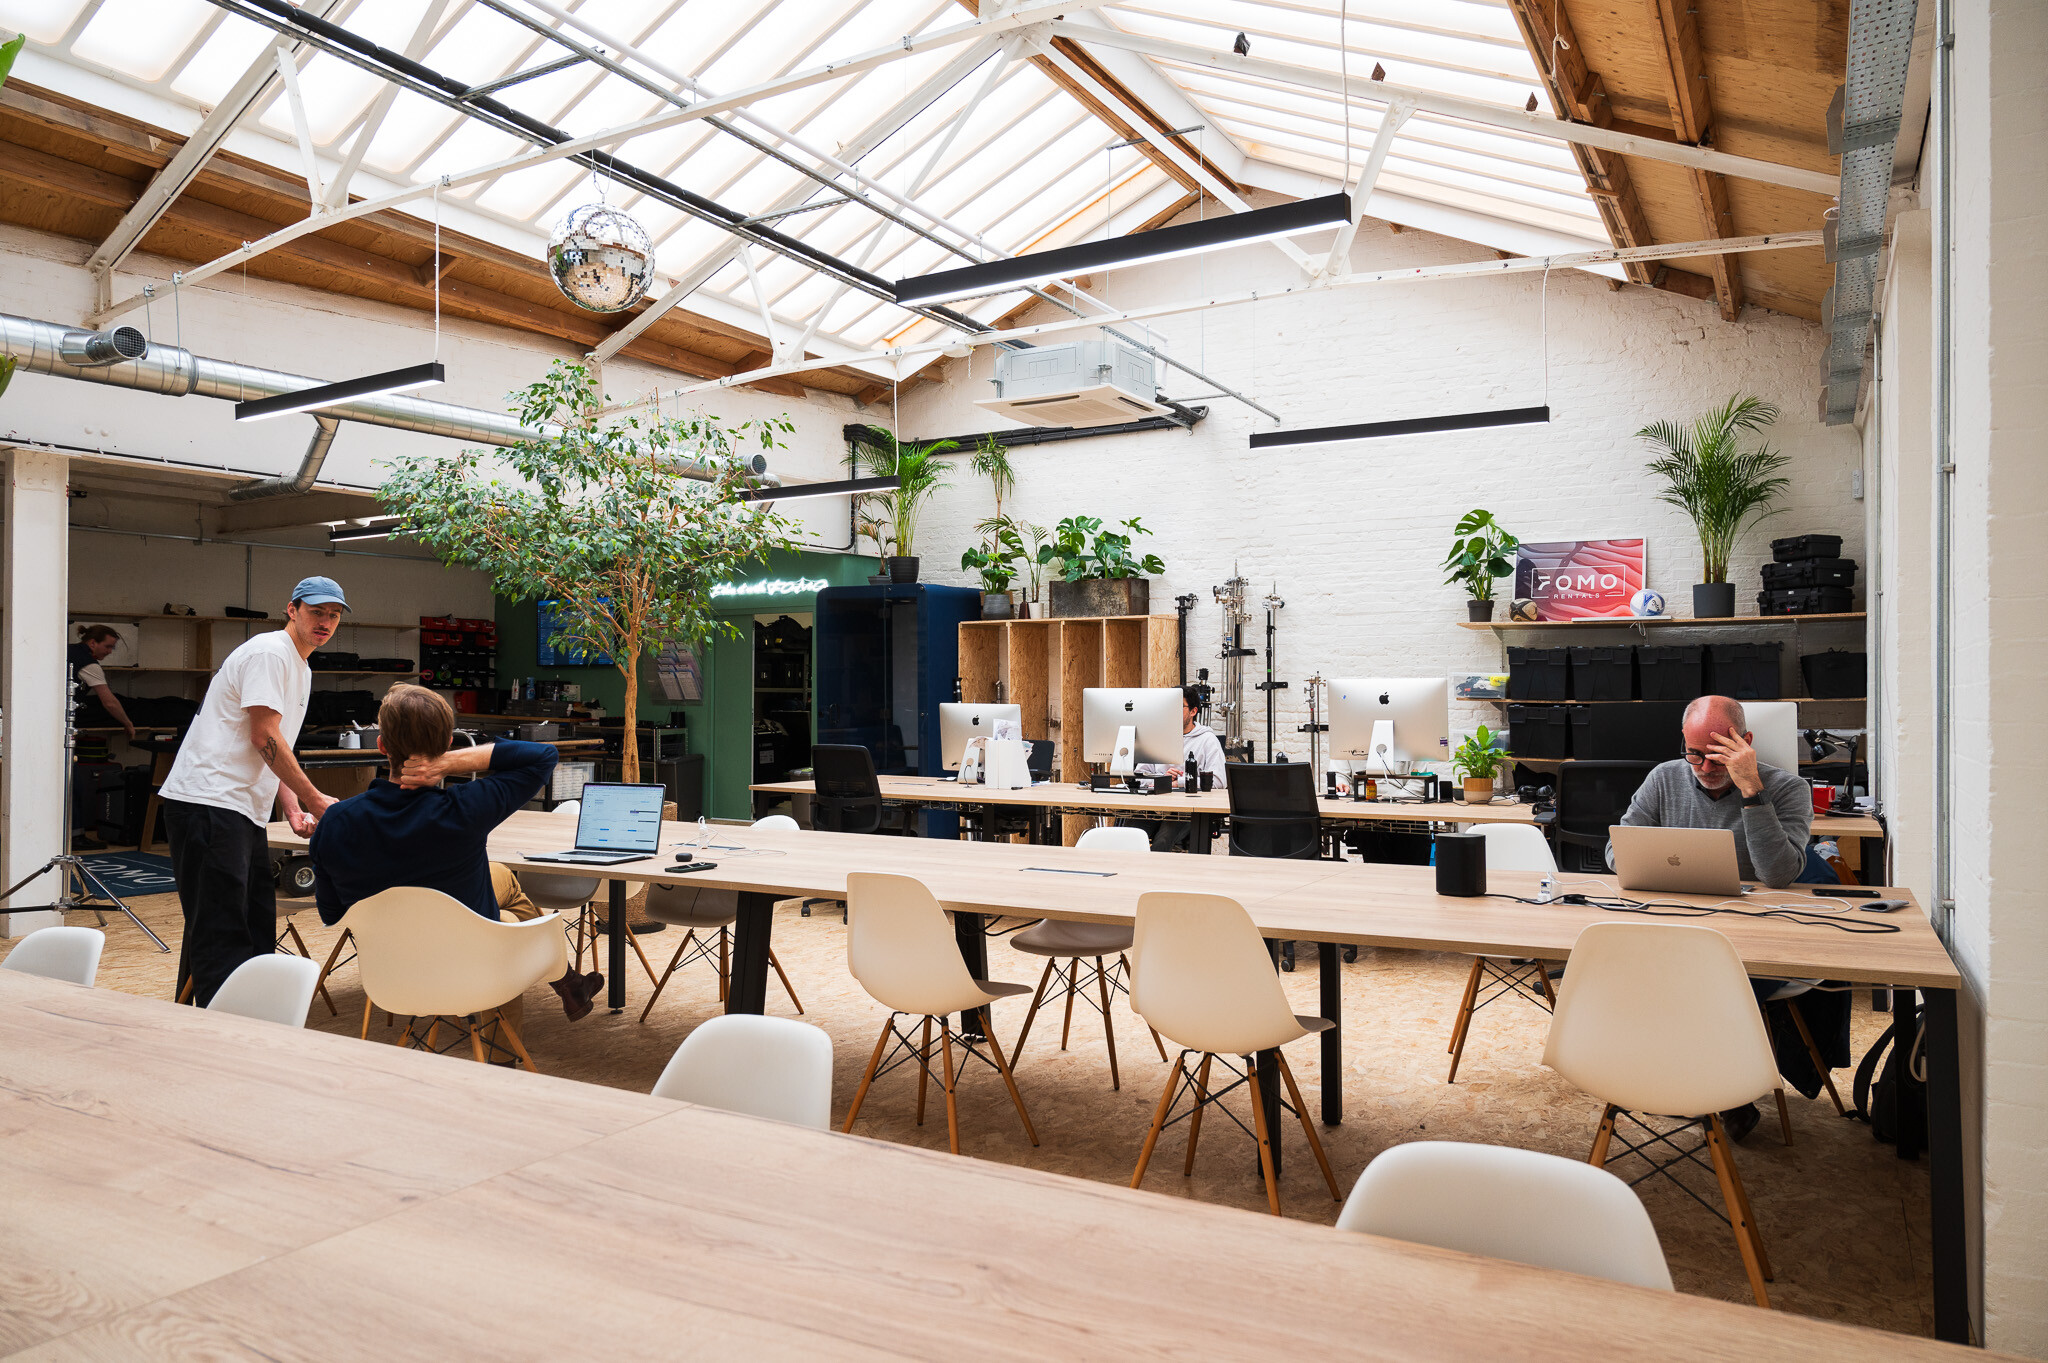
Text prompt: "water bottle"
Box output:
[[694, 815, 709, 858]]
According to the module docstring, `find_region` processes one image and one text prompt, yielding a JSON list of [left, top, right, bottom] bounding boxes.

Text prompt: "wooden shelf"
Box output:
[[72, 609, 419, 630], [1483, 696, 1866, 706], [104, 666, 213, 674], [1458, 612, 1864, 631]]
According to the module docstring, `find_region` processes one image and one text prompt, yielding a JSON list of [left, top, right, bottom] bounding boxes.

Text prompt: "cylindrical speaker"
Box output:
[[1435, 831, 1486, 897]]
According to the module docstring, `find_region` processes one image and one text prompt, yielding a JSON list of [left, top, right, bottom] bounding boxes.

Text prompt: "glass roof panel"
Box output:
[[71, 0, 215, 83]]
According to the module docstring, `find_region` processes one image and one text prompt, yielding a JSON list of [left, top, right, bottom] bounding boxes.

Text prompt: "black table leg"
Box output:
[[1256, 1047, 1283, 1176], [1319, 941, 1342, 1126], [725, 891, 775, 1015], [1923, 987, 1969, 1344], [1191, 812, 1213, 854], [954, 908, 989, 1041], [606, 879, 626, 1013]]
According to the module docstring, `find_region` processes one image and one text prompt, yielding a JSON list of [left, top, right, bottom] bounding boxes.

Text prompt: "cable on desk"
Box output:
[[1481, 891, 1903, 934]]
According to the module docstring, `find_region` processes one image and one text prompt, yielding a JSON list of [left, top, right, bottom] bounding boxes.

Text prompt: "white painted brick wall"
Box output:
[[901, 208, 1864, 767]]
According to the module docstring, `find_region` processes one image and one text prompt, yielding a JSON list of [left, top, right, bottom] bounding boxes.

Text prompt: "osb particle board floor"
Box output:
[[7, 884, 1934, 1338]]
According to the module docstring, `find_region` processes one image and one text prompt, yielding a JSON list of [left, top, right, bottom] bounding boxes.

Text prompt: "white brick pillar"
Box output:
[[2, 447, 71, 937]]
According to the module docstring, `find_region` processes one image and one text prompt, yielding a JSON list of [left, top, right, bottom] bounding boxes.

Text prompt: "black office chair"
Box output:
[[1552, 760, 1655, 874], [1224, 763, 1338, 971], [810, 744, 889, 835]]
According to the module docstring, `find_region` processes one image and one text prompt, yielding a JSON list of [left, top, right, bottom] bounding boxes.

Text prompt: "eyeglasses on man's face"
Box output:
[[1682, 749, 1724, 767]]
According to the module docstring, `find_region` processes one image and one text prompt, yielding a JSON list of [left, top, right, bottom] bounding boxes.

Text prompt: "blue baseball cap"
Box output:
[[291, 576, 351, 611]]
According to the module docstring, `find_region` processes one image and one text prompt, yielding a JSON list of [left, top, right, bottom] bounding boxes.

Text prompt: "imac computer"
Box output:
[[1742, 701, 1800, 776], [939, 702, 1022, 771], [1081, 688, 1184, 772], [1329, 677, 1451, 775]]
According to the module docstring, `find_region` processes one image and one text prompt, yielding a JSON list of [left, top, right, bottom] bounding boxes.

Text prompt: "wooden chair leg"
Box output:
[[423, 1019, 440, 1052], [316, 928, 353, 1009], [767, 947, 803, 1014], [1183, 1054, 1213, 1176], [1445, 955, 1485, 1083], [625, 922, 661, 989], [1277, 1050, 1341, 1201], [1705, 1113, 1773, 1307], [980, 1014, 1039, 1147], [939, 1025, 962, 1155], [176, 975, 195, 1005], [1119, 954, 1169, 1062], [915, 1016, 932, 1127], [1247, 1053, 1282, 1216], [1774, 1087, 1795, 1146], [1132, 1053, 1186, 1190], [1093, 956, 1121, 1091], [1589, 1103, 1619, 1167], [396, 1017, 418, 1050], [717, 926, 730, 1002], [1788, 1003, 1848, 1116], [469, 1019, 487, 1064], [636, 931, 695, 1024], [284, 921, 339, 1016], [842, 1014, 894, 1133], [360, 996, 374, 1040], [1009, 959, 1057, 1068], [1059, 957, 1079, 1051], [494, 1012, 540, 1074], [1536, 962, 1558, 1006]]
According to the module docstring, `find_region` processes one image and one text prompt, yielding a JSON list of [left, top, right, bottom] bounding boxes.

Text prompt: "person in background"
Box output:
[[160, 578, 343, 1004], [69, 624, 136, 740], [310, 683, 603, 1022], [1129, 685, 1230, 851]]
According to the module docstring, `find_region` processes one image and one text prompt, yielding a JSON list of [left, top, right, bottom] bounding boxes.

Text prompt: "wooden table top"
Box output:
[[749, 774, 1543, 824], [0, 970, 1991, 1362], [273, 813, 1956, 989]]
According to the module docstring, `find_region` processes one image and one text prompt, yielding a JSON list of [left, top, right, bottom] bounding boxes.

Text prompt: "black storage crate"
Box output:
[[1637, 644, 1706, 702], [1800, 649, 1868, 699], [1758, 586, 1856, 616], [1567, 702, 1686, 762], [1506, 646, 1571, 701], [1508, 704, 1571, 759], [1760, 557, 1857, 589], [1568, 646, 1636, 700], [1771, 533, 1843, 561], [1708, 641, 1783, 699]]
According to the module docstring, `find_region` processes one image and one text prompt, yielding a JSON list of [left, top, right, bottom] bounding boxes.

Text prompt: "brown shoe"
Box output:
[[550, 969, 602, 1022]]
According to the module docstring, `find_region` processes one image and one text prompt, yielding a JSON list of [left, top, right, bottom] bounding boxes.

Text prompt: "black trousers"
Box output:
[[165, 800, 274, 1006]]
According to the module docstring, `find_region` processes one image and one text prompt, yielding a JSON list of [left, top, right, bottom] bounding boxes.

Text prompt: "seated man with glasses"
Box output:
[[1612, 694, 1813, 888]]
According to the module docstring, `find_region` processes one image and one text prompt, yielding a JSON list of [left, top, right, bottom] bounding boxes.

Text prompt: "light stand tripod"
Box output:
[[0, 679, 169, 951]]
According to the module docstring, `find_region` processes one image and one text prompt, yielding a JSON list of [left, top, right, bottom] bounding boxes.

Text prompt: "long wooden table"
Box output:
[[266, 813, 1965, 1343], [0, 969, 1997, 1361]]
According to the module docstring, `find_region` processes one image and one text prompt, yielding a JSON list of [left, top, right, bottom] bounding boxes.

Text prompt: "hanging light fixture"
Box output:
[[548, 202, 656, 313], [739, 475, 900, 503], [894, 193, 1352, 308], [1250, 406, 1550, 448], [235, 363, 446, 422], [328, 518, 411, 541]]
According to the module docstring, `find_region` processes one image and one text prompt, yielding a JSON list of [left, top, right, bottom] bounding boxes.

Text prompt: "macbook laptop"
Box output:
[[527, 783, 665, 865], [1609, 825, 1746, 896]]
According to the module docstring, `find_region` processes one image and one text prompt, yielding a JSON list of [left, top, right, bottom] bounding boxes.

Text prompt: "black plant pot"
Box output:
[[887, 556, 920, 584], [1467, 598, 1496, 622], [1692, 582, 1736, 618]]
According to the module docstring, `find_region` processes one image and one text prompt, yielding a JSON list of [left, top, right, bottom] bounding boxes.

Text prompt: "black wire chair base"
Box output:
[[843, 1010, 1039, 1153]]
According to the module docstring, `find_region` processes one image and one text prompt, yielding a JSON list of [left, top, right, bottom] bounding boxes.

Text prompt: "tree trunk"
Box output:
[[619, 654, 640, 785]]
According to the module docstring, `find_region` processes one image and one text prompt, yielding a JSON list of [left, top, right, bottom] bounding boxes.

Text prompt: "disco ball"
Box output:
[[1630, 588, 1668, 618], [1508, 597, 1541, 622], [547, 203, 654, 313]]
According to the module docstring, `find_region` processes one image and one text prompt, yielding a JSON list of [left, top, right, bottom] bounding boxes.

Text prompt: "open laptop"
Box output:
[[526, 783, 665, 865], [1609, 825, 1746, 896]]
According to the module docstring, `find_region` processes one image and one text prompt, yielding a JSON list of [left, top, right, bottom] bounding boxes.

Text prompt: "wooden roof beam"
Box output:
[[1646, 0, 1745, 321]]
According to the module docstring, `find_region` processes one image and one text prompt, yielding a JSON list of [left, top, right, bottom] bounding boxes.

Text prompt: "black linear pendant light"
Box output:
[[1249, 405, 1552, 448], [894, 193, 1352, 307], [739, 474, 901, 503], [235, 362, 447, 422]]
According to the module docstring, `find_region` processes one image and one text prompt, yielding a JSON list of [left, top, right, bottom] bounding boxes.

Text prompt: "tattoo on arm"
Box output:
[[260, 736, 280, 767]]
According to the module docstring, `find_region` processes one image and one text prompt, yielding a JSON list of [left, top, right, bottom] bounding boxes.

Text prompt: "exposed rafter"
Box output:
[[1645, 0, 1744, 321]]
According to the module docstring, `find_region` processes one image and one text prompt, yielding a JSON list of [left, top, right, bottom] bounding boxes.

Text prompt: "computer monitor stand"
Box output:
[[1108, 724, 1138, 776], [1364, 719, 1414, 776]]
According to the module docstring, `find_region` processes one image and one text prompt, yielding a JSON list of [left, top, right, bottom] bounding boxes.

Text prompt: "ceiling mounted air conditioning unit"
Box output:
[[973, 338, 1169, 428]]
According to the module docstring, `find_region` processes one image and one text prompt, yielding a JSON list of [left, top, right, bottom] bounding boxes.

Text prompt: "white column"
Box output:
[[2, 447, 71, 937]]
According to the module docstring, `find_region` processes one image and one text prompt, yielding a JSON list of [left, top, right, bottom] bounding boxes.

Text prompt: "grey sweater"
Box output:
[[1615, 759, 1814, 887]]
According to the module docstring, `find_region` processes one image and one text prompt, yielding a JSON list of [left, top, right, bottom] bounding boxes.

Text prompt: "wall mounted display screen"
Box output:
[[537, 599, 614, 666], [1513, 540, 1646, 620]]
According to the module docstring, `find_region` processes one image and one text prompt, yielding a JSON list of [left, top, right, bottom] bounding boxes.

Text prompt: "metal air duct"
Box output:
[[57, 325, 149, 367], [231, 415, 339, 501]]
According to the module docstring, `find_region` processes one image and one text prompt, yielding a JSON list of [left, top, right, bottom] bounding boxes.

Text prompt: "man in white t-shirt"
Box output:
[[161, 576, 346, 1004]]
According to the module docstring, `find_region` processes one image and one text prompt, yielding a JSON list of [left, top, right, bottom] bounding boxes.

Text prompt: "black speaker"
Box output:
[[1435, 831, 1486, 898]]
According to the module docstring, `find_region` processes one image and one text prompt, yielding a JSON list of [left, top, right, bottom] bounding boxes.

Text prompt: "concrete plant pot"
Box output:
[[1048, 578, 1150, 618], [980, 590, 1015, 620], [1462, 777, 1497, 805]]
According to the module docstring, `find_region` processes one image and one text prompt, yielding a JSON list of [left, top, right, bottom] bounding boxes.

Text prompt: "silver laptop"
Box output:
[[1609, 825, 1746, 896], [527, 783, 665, 865]]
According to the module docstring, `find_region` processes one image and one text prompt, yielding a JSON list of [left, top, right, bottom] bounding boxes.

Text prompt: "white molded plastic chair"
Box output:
[[0, 926, 104, 986], [652, 1014, 833, 1129], [1337, 1141, 1674, 1290], [1006, 824, 1164, 1088], [273, 901, 338, 1016], [841, 871, 1038, 1155], [639, 817, 803, 1021], [207, 954, 321, 1027], [1542, 921, 1779, 1306], [751, 814, 799, 832], [342, 887, 566, 1072], [1445, 824, 1561, 1083], [1129, 891, 1339, 1215], [516, 867, 626, 981]]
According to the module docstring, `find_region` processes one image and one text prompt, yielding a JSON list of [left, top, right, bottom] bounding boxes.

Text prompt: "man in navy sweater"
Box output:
[[311, 684, 601, 1021]]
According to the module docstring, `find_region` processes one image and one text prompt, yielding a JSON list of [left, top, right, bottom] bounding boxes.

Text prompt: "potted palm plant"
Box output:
[[961, 523, 1024, 619], [849, 426, 955, 583], [1441, 510, 1519, 622], [1450, 725, 1511, 805], [1638, 395, 1791, 618]]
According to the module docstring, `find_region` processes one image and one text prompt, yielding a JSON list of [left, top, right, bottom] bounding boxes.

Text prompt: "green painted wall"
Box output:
[[495, 548, 878, 819]]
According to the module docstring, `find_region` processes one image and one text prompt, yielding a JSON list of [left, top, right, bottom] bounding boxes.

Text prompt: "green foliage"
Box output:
[[378, 360, 797, 779], [0, 34, 23, 90], [1450, 725, 1511, 780], [1047, 515, 1165, 582], [1441, 509, 1520, 602], [968, 434, 1015, 524], [960, 520, 1027, 593], [0, 354, 14, 402], [847, 425, 954, 559], [1638, 395, 1791, 584]]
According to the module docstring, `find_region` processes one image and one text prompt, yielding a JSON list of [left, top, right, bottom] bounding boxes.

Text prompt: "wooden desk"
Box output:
[[266, 815, 1968, 1343], [0, 971, 1992, 1362]]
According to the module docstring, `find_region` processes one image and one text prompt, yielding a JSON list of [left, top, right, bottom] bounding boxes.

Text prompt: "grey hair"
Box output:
[[1683, 694, 1747, 731]]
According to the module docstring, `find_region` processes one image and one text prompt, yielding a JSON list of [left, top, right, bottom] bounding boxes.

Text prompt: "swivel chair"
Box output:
[[810, 744, 913, 836], [1225, 762, 1327, 970], [1552, 760, 1654, 874]]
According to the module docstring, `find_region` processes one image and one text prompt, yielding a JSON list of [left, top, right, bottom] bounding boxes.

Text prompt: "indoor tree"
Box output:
[[380, 360, 797, 782], [1638, 395, 1792, 586]]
